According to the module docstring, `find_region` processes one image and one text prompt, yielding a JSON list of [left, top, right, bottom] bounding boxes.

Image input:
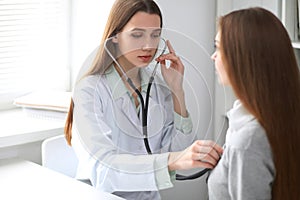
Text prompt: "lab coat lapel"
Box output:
[[105, 66, 142, 134], [115, 95, 142, 135]]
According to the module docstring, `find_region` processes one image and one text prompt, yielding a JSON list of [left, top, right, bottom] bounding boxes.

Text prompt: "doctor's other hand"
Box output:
[[168, 140, 223, 171]]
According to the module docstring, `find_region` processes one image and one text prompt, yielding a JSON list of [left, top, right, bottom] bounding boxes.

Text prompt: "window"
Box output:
[[0, 0, 70, 110]]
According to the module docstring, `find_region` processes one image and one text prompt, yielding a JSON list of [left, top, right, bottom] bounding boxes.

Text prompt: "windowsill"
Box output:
[[0, 108, 65, 148]]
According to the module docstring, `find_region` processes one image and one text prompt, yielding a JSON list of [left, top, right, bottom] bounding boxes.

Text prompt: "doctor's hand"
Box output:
[[168, 140, 223, 171], [156, 40, 185, 94], [156, 40, 188, 117]]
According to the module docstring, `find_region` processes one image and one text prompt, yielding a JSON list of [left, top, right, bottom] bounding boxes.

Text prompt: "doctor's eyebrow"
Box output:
[[131, 28, 161, 32]]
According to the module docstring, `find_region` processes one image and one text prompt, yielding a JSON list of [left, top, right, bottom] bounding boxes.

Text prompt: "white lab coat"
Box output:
[[71, 67, 195, 199]]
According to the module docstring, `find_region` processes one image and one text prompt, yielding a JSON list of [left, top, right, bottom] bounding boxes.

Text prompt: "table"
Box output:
[[0, 109, 64, 148], [0, 158, 124, 200]]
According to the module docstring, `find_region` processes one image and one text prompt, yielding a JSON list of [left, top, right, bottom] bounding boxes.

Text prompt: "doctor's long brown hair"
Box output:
[[219, 7, 300, 199], [64, 0, 162, 145]]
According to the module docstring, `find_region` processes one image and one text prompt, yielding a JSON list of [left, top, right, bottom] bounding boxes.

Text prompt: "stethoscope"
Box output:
[[104, 37, 210, 181]]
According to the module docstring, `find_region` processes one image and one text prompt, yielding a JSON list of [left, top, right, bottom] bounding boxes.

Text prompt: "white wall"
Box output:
[[70, 0, 115, 84], [217, 0, 280, 17]]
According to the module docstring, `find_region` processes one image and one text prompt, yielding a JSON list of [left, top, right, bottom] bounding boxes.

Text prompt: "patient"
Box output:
[[208, 7, 300, 200]]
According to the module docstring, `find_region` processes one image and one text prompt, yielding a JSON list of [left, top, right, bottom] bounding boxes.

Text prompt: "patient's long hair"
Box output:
[[64, 0, 162, 145], [219, 7, 300, 199]]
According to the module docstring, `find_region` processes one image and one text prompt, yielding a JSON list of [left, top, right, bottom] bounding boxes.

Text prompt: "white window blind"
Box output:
[[0, 0, 70, 109]]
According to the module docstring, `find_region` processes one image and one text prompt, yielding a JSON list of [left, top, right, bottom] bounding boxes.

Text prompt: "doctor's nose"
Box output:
[[141, 37, 157, 50], [141, 45, 152, 51]]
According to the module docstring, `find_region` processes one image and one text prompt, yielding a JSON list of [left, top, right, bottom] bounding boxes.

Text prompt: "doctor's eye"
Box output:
[[151, 31, 161, 38], [131, 32, 143, 38]]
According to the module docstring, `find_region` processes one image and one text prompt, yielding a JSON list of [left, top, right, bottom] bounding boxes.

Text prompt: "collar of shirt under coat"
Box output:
[[105, 65, 150, 101]]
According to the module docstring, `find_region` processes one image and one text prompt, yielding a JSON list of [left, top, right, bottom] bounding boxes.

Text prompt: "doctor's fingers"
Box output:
[[190, 153, 215, 169], [156, 42, 183, 67], [157, 53, 182, 67], [166, 40, 175, 54], [192, 145, 221, 163], [189, 144, 220, 164], [195, 151, 219, 167], [194, 140, 223, 155]]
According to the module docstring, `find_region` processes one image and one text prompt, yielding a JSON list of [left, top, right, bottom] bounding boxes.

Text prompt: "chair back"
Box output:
[[42, 135, 78, 178]]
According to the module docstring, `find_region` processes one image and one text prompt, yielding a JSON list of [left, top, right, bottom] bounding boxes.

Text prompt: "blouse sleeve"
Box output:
[[174, 111, 193, 134], [226, 147, 274, 200]]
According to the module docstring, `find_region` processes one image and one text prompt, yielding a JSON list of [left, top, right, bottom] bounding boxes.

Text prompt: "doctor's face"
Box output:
[[115, 11, 161, 69], [211, 32, 230, 85]]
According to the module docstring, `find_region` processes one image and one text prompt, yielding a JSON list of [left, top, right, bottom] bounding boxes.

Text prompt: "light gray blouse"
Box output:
[[207, 100, 275, 200]]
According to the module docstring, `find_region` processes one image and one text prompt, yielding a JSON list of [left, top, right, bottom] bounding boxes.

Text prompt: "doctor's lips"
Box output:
[[138, 55, 152, 62]]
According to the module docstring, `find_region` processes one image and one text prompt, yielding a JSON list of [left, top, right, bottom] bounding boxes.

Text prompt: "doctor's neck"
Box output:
[[114, 63, 141, 88]]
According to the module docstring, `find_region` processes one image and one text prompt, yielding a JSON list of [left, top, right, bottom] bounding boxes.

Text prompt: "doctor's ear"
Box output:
[[112, 35, 118, 43]]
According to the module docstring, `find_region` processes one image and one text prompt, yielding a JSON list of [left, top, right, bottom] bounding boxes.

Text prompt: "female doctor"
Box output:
[[64, 0, 223, 199]]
